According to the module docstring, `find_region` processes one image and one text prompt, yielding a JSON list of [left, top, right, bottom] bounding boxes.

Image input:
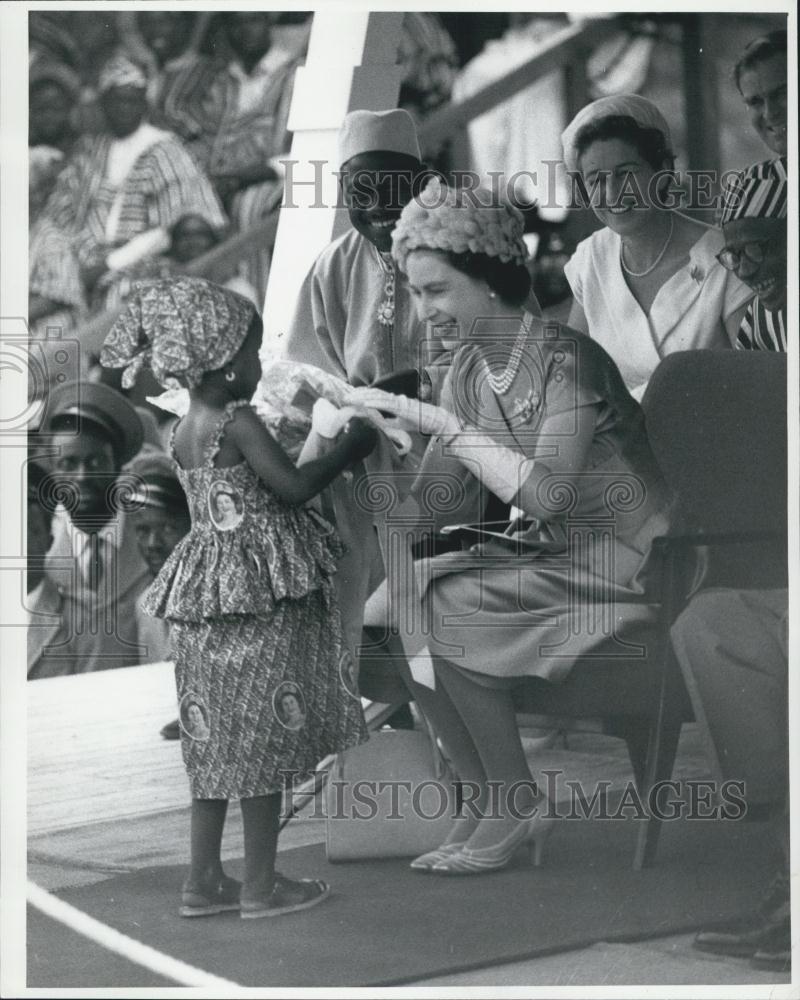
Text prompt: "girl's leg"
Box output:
[[239, 791, 329, 918], [435, 657, 542, 850], [181, 798, 240, 915], [240, 793, 281, 901], [188, 797, 229, 884]]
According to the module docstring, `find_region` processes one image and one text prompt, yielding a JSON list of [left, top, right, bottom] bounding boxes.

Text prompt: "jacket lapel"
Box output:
[[27, 577, 65, 676]]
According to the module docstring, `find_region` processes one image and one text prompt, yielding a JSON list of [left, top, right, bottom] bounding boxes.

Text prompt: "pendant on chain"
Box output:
[[377, 256, 396, 327]]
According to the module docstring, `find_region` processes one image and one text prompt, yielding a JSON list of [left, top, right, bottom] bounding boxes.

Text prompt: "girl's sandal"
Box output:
[[179, 873, 241, 917], [240, 873, 330, 920]]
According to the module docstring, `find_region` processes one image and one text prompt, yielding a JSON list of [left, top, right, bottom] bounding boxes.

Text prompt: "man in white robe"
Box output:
[[282, 109, 447, 397]]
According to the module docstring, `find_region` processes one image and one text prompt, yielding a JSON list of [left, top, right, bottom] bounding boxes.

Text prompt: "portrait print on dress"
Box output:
[[273, 682, 307, 731], [180, 692, 210, 742], [208, 481, 244, 531], [338, 650, 359, 698]]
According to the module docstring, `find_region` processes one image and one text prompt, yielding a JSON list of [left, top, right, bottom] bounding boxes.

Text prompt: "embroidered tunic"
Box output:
[[282, 229, 430, 387]]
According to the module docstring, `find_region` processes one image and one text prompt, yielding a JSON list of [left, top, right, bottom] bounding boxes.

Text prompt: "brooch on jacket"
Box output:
[[514, 388, 541, 424]]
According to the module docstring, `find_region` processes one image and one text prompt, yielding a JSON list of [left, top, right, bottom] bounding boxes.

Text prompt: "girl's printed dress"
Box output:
[[143, 400, 368, 798]]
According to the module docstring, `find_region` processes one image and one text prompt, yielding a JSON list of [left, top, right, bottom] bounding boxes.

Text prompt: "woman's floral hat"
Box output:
[[390, 176, 529, 272]]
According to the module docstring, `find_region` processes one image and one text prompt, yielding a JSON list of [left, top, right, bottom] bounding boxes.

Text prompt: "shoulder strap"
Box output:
[[167, 417, 181, 464], [203, 399, 251, 466]]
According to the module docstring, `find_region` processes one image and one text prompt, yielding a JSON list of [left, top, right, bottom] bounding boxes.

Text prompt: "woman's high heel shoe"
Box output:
[[409, 842, 466, 872], [431, 813, 555, 875]]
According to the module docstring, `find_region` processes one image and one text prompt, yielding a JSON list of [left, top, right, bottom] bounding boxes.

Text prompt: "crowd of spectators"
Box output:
[[27, 11, 462, 366], [26, 11, 661, 397]]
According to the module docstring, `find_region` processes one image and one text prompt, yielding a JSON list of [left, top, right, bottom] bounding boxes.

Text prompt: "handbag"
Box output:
[[324, 725, 457, 861]]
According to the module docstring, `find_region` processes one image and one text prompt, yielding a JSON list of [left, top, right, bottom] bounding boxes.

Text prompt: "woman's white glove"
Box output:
[[446, 432, 536, 505], [347, 387, 459, 437], [313, 396, 412, 455], [311, 397, 351, 439]]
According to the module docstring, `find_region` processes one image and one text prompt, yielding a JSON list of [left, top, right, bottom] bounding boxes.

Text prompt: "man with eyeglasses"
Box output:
[[671, 31, 791, 973], [36, 380, 151, 674], [716, 30, 787, 351]]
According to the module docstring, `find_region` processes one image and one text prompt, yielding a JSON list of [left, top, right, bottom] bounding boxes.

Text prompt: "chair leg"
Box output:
[[603, 718, 649, 791], [633, 715, 683, 870]]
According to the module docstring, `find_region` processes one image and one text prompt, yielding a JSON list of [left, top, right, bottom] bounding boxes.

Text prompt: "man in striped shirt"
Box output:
[[717, 31, 787, 352]]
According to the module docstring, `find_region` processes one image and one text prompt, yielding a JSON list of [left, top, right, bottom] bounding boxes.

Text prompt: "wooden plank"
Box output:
[[27, 662, 400, 836], [418, 19, 619, 150], [27, 662, 186, 834], [76, 215, 279, 357], [184, 215, 278, 284], [681, 14, 721, 183]]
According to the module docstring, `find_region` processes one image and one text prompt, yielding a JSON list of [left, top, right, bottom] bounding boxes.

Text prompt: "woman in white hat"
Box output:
[[561, 95, 753, 401]]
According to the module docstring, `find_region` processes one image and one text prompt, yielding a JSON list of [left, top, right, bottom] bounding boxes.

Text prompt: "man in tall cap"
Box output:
[[282, 108, 444, 398], [37, 380, 151, 673]]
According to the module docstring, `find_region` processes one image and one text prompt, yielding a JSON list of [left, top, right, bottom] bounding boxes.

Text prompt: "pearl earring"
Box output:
[[489, 291, 497, 300], [225, 370, 236, 382]]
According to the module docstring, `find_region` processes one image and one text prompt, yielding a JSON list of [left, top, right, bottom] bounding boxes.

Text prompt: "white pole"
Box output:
[[261, 11, 405, 362]]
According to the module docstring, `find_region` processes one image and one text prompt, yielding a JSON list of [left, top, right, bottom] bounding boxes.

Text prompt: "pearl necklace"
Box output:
[[620, 214, 674, 278], [484, 315, 532, 395], [376, 251, 395, 327]]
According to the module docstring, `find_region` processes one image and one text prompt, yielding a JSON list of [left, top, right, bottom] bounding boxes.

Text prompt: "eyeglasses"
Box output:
[[716, 240, 769, 272]]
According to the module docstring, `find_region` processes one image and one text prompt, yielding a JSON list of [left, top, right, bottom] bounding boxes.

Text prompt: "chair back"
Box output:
[[643, 350, 787, 533], [642, 350, 787, 586]]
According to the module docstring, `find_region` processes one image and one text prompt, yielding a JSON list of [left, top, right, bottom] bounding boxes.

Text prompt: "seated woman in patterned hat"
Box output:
[[348, 178, 673, 875]]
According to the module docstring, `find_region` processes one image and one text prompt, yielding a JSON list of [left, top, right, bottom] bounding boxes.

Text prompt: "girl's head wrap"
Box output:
[[561, 94, 672, 173], [101, 277, 258, 390], [390, 176, 529, 273]]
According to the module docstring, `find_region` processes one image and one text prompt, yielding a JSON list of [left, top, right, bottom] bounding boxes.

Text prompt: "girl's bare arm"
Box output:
[[227, 405, 376, 506]]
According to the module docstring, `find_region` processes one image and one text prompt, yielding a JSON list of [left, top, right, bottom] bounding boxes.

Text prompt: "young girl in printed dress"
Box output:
[[102, 277, 375, 918]]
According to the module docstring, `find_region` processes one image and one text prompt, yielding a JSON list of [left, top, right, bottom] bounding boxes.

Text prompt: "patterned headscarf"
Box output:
[[97, 53, 148, 94], [719, 157, 787, 224], [101, 278, 258, 390], [391, 176, 529, 273], [561, 94, 672, 173]]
